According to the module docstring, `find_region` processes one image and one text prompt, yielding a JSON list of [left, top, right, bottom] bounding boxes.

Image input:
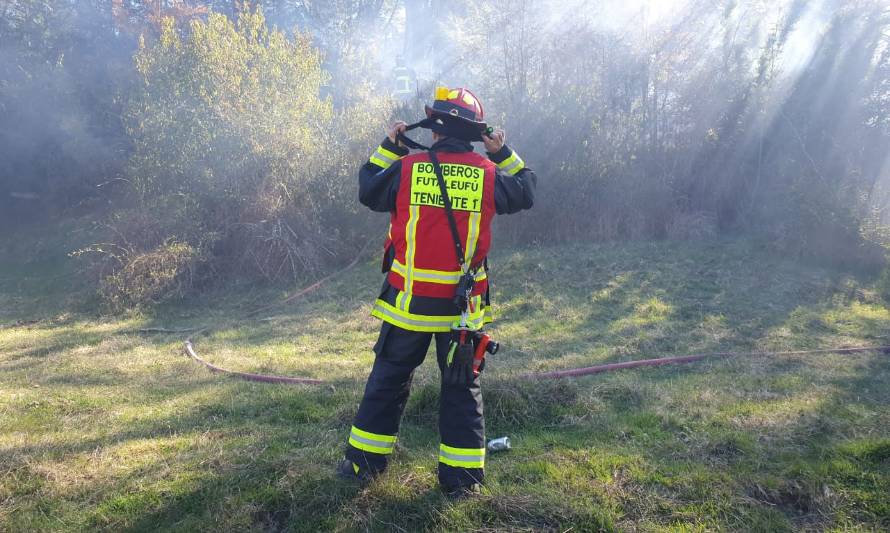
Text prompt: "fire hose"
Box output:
[[520, 345, 890, 380], [186, 334, 890, 385], [176, 243, 369, 385], [172, 248, 890, 385]]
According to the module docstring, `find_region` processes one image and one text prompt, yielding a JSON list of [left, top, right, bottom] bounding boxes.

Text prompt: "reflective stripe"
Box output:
[[497, 151, 525, 176], [397, 292, 412, 313], [465, 212, 481, 263], [401, 205, 420, 310], [348, 425, 396, 455], [439, 443, 485, 468], [351, 426, 396, 443], [369, 145, 402, 169], [371, 297, 486, 333], [372, 301, 456, 331], [349, 434, 394, 454], [377, 146, 401, 162], [370, 155, 391, 168], [390, 260, 487, 285]]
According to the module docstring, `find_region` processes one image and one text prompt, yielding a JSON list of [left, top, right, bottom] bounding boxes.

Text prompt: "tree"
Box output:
[[0, 0, 133, 223]]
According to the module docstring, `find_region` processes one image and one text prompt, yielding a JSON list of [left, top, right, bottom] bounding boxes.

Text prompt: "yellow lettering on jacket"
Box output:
[[410, 162, 484, 212]]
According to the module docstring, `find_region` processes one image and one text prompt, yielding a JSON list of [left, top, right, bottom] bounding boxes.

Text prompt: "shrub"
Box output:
[[127, 10, 332, 209], [99, 240, 208, 310], [876, 266, 890, 305], [93, 6, 386, 306]]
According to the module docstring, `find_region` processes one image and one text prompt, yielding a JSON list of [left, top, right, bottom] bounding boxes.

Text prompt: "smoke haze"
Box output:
[[1, 0, 888, 301]]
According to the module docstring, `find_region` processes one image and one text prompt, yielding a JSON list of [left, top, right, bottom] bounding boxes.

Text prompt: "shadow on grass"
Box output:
[[6, 345, 884, 531], [3, 240, 888, 531], [3, 332, 121, 362], [0, 378, 358, 457], [492, 240, 877, 370]]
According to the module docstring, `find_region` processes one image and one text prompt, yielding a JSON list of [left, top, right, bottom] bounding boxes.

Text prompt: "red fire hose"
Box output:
[[185, 335, 890, 386], [175, 247, 889, 386], [180, 243, 369, 385], [184, 340, 323, 384], [183, 321, 890, 387], [520, 345, 890, 380]]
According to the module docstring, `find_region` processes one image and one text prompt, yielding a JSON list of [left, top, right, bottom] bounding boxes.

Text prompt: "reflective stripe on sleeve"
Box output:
[[439, 443, 485, 468], [369, 145, 402, 169], [348, 425, 397, 455], [496, 151, 525, 176]]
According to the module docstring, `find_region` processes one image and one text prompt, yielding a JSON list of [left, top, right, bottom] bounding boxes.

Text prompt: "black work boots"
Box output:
[[336, 459, 482, 501], [335, 459, 379, 483], [442, 482, 483, 501]]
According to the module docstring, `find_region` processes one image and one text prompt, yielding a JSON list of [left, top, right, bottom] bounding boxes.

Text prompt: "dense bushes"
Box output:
[[0, 0, 132, 223], [448, 0, 890, 260], [99, 240, 207, 310], [102, 9, 386, 304], [3, 1, 889, 308]]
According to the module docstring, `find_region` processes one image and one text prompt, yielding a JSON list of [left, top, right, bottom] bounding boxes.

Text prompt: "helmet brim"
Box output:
[[425, 105, 487, 130]]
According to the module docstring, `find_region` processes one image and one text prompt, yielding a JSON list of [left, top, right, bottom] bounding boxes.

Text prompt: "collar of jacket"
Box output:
[[430, 137, 474, 153]]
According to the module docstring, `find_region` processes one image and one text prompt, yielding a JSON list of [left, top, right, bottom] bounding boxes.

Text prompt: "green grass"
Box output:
[[1, 233, 889, 532]]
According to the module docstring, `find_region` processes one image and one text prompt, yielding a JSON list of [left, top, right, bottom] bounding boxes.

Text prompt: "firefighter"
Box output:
[[391, 54, 417, 101], [337, 87, 536, 499]]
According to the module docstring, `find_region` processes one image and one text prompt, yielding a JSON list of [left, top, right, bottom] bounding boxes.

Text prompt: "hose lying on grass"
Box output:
[[183, 339, 324, 384], [142, 245, 890, 386], [519, 345, 890, 380], [178, 243, 370, 385], [185, 338, 890, 385]]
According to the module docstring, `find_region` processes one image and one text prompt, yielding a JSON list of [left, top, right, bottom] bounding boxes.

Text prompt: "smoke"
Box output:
[[0, 1, 134, 221], [780, 0, 833, 75], [0, 0, 887, 267]]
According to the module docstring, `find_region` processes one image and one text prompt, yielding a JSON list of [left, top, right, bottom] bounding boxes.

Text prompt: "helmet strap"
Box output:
[[396, 118, 435, 151], [396, 116, 483, 149]]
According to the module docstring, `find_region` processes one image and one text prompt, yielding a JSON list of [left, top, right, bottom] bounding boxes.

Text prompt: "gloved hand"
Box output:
[[387, 120, 408, 147], [482, 128, 505, 153], [444, 329, 476, 387]]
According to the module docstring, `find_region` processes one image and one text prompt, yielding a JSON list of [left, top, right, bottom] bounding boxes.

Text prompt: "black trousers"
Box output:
[[345, 322, 485, 488]]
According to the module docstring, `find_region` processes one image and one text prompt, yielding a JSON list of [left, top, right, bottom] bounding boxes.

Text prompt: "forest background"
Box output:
[[1, 0, 888, 306]]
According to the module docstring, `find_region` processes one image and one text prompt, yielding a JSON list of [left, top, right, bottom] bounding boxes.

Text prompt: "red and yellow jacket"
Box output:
[[359, 136, 536, 332]]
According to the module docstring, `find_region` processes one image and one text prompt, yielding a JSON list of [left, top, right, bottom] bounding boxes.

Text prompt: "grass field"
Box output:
[[1, 232, 889, 532]]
